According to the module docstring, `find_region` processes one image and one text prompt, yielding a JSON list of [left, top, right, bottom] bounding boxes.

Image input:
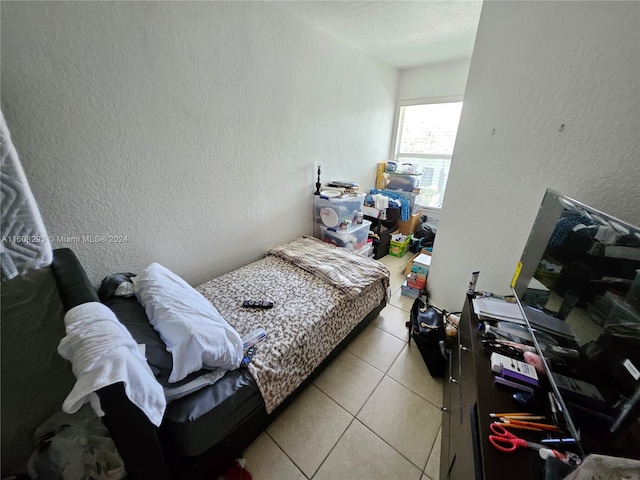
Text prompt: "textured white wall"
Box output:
[[429, 1, 640, 312], [1, 1, 397, 285], [397, 58, 472, 102]]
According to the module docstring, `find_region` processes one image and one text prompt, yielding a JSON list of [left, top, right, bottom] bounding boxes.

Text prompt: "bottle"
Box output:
[[467, 271, 480, 297]]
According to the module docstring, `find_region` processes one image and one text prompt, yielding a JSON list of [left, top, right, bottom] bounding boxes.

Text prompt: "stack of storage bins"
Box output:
[[315, 193, 372, 257]]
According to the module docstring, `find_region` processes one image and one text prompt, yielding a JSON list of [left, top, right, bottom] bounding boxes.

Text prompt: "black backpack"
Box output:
[[406, 296, 448, 377]]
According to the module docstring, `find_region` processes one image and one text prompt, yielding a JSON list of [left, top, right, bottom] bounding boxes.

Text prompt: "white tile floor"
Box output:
[[243, 255, 443, 480]]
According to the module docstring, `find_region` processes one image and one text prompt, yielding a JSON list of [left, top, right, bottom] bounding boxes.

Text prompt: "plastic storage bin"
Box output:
[[320, 220, 371, 251], [385, 173, 421, 192], [315, 193, 366, 228], [354, 243, 373, 258]]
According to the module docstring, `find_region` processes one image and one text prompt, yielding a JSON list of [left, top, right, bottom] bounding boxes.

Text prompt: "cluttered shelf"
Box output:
[[442, 296, 583, 480], [442, 289, 640, 480]]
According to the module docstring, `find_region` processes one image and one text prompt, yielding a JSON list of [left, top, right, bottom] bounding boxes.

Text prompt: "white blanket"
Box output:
[[57, 302, 166, 426]]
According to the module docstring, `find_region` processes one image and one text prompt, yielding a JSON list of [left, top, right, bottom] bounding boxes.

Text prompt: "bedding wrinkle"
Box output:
[[266, 236, 390, 299]]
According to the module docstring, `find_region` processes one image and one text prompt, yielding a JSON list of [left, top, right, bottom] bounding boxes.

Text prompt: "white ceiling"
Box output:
[[270, 0, 483, 69]]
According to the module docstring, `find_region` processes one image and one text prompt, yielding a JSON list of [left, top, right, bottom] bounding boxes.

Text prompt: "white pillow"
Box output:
[[132, 263, 243, 383]]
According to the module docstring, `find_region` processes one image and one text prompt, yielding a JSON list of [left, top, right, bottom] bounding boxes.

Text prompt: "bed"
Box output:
[[96, 236, 389, 478]]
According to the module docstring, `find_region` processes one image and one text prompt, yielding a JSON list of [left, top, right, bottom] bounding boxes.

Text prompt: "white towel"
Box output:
[[372, 193, 389, 210], [57, 302, 166, 426]]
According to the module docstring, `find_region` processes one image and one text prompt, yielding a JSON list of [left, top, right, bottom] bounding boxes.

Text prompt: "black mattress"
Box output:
[[99, 275, 264, 457]]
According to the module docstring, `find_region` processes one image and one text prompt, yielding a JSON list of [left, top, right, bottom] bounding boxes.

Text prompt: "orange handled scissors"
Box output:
[[489, 422, 545, 453]]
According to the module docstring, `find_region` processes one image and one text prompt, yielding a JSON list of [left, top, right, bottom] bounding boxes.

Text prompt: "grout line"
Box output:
[[265, 430, 310, 480], [421, 429, 438, 474], [367, 376, 442, 470], [309, 355, 416, 476], [355, 417, 428, 474], [388, 344, 444, 408], [258, 311, 442, 479], [264, 386, 353, 480], [423, 426, 443, 478], [352, 368, 387, 418], [345, 324, 406, 375], [309, 416, 357, 479], [308, 360, 389, 478]]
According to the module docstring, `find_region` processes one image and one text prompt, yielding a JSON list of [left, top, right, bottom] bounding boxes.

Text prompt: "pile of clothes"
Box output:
[[366, 189, 410, 221]]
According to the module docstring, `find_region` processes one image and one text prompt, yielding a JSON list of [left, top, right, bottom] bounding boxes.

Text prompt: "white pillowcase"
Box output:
[[132, 263, 243, 383]]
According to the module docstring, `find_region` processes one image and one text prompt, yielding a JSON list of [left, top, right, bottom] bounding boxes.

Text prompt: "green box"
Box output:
[[389, 235, 411, 257]]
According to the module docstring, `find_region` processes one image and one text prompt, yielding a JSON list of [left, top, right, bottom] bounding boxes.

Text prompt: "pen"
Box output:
[[489, 412, 537, 417], [548, 392, 558, 425], [540, 438, 577, 444], [493, 422, 543, 431], [491, 415, 547, 421], [499, 419, 561, 431]]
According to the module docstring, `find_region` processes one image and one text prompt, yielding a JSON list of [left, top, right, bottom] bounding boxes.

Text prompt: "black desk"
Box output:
[[440, 298, 552, 480]]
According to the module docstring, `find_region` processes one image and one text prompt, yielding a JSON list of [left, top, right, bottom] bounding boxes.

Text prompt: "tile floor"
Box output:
[[244, 254, 443, 480]]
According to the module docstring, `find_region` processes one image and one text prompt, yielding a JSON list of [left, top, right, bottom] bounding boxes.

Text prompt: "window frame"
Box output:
[[390, 95, 464, 213]]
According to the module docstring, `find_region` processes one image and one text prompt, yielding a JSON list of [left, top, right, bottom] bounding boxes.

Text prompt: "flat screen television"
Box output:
[[511, 188, 640, 460]]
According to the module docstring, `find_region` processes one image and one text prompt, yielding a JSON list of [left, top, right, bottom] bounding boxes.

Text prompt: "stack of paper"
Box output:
[[473, 297, 526, 324], [474, 296, 577, 341]]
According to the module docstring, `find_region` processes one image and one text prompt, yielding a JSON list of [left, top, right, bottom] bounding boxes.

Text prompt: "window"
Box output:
[[393, 100, 463, 209]]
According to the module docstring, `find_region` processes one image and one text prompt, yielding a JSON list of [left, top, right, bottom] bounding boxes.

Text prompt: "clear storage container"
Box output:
[[320, 220, 371, 251], [315, 193, 366, 228]]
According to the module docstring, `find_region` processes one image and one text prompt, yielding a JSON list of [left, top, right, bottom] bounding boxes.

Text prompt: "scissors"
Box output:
[[489, 422, 545, 453]]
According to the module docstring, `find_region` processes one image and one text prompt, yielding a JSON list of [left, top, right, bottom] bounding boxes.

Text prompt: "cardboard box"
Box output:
[[397, 213, 421, 235], [375, 163, 387, 190], [408, 271, 427, 282], [404, 250, 432, 275], [389, 235, 411, 257], [406, 274, 426, 290], [401, 280, 421, 298]]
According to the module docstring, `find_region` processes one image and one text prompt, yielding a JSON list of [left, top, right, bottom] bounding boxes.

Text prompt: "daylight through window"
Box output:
[[394, 101, 463, 209]]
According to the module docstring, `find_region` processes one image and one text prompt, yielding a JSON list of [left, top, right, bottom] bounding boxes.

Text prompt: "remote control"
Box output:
[[242, 300, 274, 309], [240, 347, 256, 368]]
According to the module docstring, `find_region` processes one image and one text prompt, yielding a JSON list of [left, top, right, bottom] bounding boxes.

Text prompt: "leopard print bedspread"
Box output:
[[196, 255, 387, 413]]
